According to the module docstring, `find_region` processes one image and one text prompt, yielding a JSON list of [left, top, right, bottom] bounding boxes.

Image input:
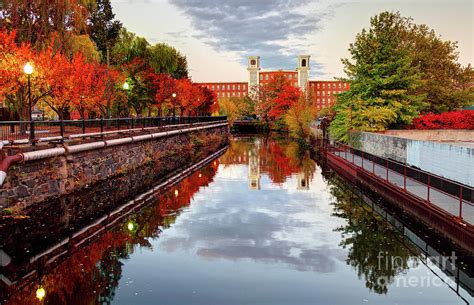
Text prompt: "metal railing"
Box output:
[[327, 142, 473, 225], [0, 116, 227, 143]]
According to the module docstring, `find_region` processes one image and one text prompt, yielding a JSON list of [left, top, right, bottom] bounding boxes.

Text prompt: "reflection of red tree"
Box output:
[[3, 163, 218, 305], [219, 138, 302, 184], [260, 140, 299, 184]]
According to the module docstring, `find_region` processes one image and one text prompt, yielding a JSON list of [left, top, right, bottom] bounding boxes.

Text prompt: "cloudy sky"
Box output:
[[111, 0, 473, 82]]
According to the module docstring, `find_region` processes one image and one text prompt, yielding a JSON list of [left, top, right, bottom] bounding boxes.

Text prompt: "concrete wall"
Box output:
[[0, 125, 229, 209], [349, 132, 407, 163], [349, 131, 474, 186], [382, 129, 474, 142]]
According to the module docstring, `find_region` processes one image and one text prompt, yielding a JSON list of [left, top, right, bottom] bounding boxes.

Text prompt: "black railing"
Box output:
[[0, 116, 227, 143], [327, 142, 473, 225]]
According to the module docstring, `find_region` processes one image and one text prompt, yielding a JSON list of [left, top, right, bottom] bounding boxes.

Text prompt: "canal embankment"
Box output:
[[0, 120, 229, 210]]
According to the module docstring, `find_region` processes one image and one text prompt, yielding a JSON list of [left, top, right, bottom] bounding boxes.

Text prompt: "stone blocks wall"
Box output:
[[0, 125, 229, 209]]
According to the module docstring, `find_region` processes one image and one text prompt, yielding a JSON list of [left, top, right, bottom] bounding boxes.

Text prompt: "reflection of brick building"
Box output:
[[198, 55, 350, 111]]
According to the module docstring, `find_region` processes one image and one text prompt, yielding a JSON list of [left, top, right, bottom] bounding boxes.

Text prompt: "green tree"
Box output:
[[110, 28, 149, 66], [148, 43, 188, 79], [404, 24, 473, 112], [330, 12, 425, 141], [87, 0, 123, 65]]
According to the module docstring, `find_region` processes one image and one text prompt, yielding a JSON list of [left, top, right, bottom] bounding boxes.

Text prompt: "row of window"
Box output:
[[217, 91, 247, 98], [204, 84, 248, 91], [316, 90, 344, 96], [259, 73, 296, 81], [316, 98, 334, 103], [311, 82, 349, 89]]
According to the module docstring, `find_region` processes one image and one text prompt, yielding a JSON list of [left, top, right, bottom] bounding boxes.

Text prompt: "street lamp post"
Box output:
[[123, 82, 130, 117], [23, 62, 34, 144], [123, 82, 131, 129], [172, 93, 177, 117]]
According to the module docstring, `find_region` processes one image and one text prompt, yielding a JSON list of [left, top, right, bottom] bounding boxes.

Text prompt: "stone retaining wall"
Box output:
[[0, 124, 229, 210]]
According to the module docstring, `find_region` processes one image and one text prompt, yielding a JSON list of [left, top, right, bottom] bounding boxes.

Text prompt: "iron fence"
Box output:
[[0, 116, 227, 143], [327, 142, 473, 225]]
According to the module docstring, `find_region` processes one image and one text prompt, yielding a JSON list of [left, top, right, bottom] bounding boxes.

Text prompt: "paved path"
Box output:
[[333, 151, 473, 225]]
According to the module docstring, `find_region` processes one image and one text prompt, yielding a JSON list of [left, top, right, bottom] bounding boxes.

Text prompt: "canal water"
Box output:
[[0, 136, 472, 305]]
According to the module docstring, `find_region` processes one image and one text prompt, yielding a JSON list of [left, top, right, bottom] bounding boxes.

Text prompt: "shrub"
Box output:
[[409, 110, 474, 129]]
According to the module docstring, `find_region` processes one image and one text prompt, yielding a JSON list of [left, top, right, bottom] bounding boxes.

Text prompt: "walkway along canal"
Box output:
[[0, 135, 472, 304]]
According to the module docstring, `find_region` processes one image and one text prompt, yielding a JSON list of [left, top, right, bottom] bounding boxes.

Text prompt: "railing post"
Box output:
[[82, 119, 86, 134], [352, 149, 355, 164], [386, 160, 389, 181], [345, 146, 347, 160], [361, 151, 364, 169], [459, 186, 463, 220], [427, 175, 430, 202], [117, 118, 120, 131], [372, 157, 375, 174], [60, 120, 65, 140], [404, 162, 407, 192], [131, 117, 135, 129], [100, 118, 104, 135], [30, 119, 36, 145]]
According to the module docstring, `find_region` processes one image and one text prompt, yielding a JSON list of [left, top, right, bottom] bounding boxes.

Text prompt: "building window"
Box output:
[[317, 98, 320, 102], [301, 59, 307, 67], [217, 85, 220, 90], [322, 91, 325, 96], [289, 74, 292, 79], [317, 91, 320, 96], [227, 85, 230, 90], [265, 74, 269, 80], [260, 75, 263, 80], [233, 85, 235, 90], [237, 84, 240, 90], [338, 83, 341, 88], [332, 83, 336, 88], [323, 83, 326, 88]]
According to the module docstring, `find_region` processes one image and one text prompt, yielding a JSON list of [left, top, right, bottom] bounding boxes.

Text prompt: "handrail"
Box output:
[[0, 116, 227, 144], [326, 141, 473, 225], [333, 141, 472, 191]]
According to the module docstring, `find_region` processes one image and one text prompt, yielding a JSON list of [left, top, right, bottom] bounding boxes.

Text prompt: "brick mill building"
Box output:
[[198, 55, 350, 111]]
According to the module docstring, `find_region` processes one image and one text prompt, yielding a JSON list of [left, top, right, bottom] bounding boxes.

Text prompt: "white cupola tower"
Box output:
[[297, 55, 310, 91], [247, 56, 260, 94]]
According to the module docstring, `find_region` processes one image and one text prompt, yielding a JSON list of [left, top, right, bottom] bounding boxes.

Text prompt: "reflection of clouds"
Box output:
[[159, 164, 347, 273]]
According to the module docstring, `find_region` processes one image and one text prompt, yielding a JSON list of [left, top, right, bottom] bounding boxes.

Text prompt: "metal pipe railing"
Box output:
[[0, 116, 227, 144]]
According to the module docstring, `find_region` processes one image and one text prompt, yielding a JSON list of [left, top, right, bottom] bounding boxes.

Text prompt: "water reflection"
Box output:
[[0, 136, 472, 305]]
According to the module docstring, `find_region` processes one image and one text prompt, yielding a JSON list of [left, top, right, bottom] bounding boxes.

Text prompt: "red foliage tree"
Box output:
[[409, 110, 474, 129], [268, 85, 301, 120]]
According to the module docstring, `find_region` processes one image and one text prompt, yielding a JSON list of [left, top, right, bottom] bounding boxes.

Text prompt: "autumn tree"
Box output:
[[330, 12, 425, 142], [404, 23, 473, 112], [154, 73, 176, 116], [285, 95, 317, 141], [196, 86, 218, 116], [0, 31, 54, 120], [254, 71, 302, 130], [0, 0, 94, 52]]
